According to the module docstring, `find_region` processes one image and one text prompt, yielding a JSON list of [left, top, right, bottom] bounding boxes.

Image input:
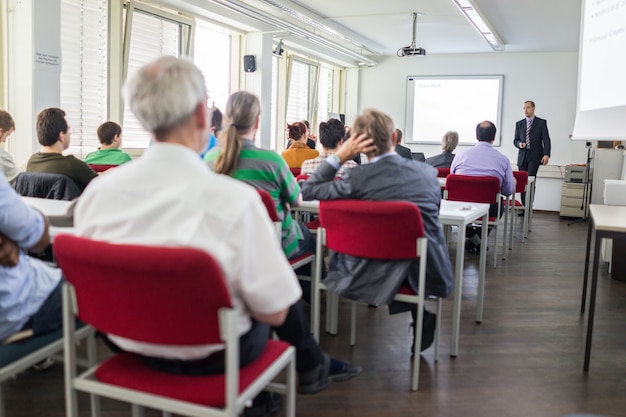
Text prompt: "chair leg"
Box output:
[[492, 224, 499, 268], [86, 333, 101, 417], [311, 256, 320, 342], [131, 404, 145, 417], [434, 298, 442, 362], [350, 301, 357, 346], [0, 384, 5, 417], [411, 306, 423, 391], [285, 352, 296, 417]]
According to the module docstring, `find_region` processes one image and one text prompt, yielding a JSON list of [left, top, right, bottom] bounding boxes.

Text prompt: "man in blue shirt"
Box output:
[[0, 172, 62, 342]]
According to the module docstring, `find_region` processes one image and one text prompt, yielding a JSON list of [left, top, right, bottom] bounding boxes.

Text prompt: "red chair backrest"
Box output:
[[512, 170, 529, 193], [256, 189, 280, 222], [445, 174, 501, 204], [319, 200, 424, 260], [54, 234, 231, 345], [436, 167, 450, 178], [289, 168, 301, 177], [296, 174, 310, 183], [88, 164, 118, 173]]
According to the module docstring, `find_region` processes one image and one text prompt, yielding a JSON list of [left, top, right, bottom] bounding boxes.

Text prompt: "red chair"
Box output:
[[54, 234, 296, 417], [445, 174, 503, 267], [87, 164, 118, 173], [317, 200, 442, 391], [508, 170, 530, 248], [255, 190, 321, 340], [289, 168, 301, 177], [436, 167, 450, 178], [295, 174, 309, 183]]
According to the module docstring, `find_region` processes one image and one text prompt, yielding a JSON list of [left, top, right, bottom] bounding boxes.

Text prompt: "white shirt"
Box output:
[[75, 142, 301, 359]]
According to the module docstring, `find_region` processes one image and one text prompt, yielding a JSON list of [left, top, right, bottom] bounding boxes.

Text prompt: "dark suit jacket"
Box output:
[[514, 117, 551, 174], [425, 152, 455, 168], [301, 154, 453, 301], [395, 144, 412, 160]]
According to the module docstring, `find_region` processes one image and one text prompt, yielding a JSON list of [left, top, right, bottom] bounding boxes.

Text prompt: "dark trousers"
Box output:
[[110, 301, 324, 377], [25, 279, 64, 336], [518, 156, 540, 205]]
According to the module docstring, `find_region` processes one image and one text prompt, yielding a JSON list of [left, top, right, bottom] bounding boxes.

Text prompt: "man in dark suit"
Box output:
[[513, 100, 551, 205], [301, 109, 453, 354], [394, 128, 412, 159]]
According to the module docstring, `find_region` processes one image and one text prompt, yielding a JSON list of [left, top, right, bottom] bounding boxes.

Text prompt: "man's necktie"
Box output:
[[525, 118, 533, 149]]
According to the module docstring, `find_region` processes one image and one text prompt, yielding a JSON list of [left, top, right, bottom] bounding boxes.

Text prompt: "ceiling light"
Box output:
[[452, 0, 504, 51]]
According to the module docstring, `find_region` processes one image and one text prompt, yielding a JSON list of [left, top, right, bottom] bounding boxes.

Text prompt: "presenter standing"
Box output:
[[513, 100, 551, 205]]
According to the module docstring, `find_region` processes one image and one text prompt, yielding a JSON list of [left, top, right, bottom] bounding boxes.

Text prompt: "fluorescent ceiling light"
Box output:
[[452, 0, 504, 51]]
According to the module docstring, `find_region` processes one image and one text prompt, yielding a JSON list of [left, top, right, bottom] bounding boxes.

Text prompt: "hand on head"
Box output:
[[336, 132, 376, 163]]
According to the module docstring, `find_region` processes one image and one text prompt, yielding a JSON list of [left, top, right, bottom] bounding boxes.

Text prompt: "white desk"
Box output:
[[22, 197, 76, 241], [581, 204, 626, 371], [439, 200, 490, 357]]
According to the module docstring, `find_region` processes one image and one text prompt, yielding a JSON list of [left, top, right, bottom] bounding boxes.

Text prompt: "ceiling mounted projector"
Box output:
[[398, 12, 426, 57]]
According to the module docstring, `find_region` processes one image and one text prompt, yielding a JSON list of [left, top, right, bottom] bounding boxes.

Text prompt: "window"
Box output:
[[121, 3, 194, 148], [193, 19, 231, 111], [60, 0, 108, 157], [286, 59, 315, 124], [317, 66, 333, 126]]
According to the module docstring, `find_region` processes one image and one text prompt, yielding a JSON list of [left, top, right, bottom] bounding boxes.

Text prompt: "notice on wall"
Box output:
[[34, 51, 61, 72]]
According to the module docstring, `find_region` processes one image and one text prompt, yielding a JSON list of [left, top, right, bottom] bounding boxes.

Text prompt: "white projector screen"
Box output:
[[404, 75, 503, 146], [571, 0, 626, 140]]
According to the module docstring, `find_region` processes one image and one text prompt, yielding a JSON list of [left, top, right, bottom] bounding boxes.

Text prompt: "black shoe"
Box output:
[[298, 352, 330, 394], [517, 211, 525, 217], [328, 360, 362, 382], [243, 392, 282, 417], [410, 310, 436, 356]]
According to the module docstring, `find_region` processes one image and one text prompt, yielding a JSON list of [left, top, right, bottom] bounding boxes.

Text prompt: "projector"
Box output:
[[399, 46, 426, 56]]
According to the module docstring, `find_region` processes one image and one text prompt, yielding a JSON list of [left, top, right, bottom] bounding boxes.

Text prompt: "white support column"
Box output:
[[9, 0, 61, 165], [243, 32, 273, 149], [343, 67, 361, 125]]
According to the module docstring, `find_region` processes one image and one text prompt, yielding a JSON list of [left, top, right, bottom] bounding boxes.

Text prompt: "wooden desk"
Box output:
[[581, 204, 626, 371], [439, 200, 490, 357]]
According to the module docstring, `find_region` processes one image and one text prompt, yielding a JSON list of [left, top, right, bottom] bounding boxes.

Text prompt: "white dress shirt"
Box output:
[[75, 142, 301, 359]]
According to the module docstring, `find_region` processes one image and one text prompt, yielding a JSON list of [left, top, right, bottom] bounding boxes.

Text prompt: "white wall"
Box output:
[[354, 51, 588, 211], [357, 51, 587, 165]]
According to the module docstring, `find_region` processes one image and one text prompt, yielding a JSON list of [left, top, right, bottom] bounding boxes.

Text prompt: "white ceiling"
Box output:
[[246, 0, 582, 57]]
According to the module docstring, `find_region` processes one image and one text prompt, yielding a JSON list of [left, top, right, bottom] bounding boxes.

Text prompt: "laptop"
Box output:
[[411, 152, 426, 162]]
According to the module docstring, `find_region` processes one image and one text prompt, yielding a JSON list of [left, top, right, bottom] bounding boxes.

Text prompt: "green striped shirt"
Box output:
[[204, 140, 302, 258]]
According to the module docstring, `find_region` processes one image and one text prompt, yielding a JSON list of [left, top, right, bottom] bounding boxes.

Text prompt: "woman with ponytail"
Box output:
[[204, 91, 315, 261]]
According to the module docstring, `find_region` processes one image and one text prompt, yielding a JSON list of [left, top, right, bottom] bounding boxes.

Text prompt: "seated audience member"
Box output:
[[74, 58, 360, 409], [84, 121, 132, 166], [301, 118, 358, 179], [199, 106, 223, 158], [205, 91, 317, 264], [300, 120, 317, 150], [0, 110, 21, 185], [394, 128, 412, 160], [301, 108, 453, 355], [450, 121, 515, 252], [26, 108, 97, 192], [0, 171, 63, 344], [426, 130, 459, 168], [282, 122, 319, 169]]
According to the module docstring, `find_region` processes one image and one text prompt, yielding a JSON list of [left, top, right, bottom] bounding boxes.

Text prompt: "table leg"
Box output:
[[476, 212, 489, 323], [581, 218, 594, 313], [451, 223, 465, 358], [584, 232, 602, 371]]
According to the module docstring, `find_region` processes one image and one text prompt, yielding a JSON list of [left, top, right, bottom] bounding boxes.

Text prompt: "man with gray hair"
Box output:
[[425, 130, 458, 168], [74, 56, 359, 415]]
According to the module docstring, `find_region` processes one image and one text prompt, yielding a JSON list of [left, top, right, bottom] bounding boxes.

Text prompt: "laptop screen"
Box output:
[[411, 152, 426, 162]]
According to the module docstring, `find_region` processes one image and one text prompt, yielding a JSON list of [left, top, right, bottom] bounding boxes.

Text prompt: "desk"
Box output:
[[439, 200, 490, 357], [581, 204, 626, 371], [294, 199, 490, 358], [22, 197, 75, 241]]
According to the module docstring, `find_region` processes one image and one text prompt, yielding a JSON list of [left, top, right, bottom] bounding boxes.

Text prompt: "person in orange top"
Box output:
[[282, 121, 319, 169]]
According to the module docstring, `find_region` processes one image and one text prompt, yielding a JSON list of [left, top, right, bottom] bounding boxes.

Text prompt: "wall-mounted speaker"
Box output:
[[243, 55, 256, 73]]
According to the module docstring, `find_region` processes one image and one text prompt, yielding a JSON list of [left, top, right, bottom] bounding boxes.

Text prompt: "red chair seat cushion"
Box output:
[[305, 219, 320, 230], [396, 283, 417, 296], [95, 340, 290, 407]]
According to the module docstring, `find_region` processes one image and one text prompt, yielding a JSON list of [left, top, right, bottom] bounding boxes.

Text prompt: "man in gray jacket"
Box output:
[[301, 108, 453, 353]]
